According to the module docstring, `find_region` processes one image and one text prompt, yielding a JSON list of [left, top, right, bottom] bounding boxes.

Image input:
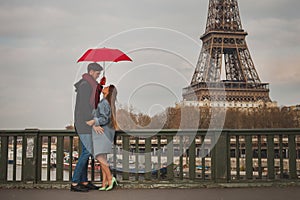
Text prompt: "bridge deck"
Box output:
[[1, 187, 300, 200]]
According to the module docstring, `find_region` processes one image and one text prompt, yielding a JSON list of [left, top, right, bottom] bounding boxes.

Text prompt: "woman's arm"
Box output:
[[94, 100, 111, 126]]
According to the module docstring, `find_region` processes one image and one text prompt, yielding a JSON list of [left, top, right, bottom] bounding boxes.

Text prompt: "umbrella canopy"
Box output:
[[77, 47, 132, 63]]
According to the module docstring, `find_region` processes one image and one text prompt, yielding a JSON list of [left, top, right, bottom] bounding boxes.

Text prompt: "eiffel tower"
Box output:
[[183, 0, 272, 106]]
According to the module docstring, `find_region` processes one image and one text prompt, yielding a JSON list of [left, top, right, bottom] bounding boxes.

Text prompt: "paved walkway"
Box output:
[[1, 187, 300, 200]]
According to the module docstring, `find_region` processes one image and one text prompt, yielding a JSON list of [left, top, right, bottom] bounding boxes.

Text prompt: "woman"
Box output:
[[86, 85, 118, 191]]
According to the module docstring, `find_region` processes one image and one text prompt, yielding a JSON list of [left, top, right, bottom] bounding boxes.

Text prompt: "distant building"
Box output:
[[178, 99, 278, 109]]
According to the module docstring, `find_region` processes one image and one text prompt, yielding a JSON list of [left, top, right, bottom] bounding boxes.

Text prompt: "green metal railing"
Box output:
[[0, 129, 299, 184]]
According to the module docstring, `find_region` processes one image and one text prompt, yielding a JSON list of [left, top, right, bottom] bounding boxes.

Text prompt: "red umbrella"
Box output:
[[77, 47, 132, 75]]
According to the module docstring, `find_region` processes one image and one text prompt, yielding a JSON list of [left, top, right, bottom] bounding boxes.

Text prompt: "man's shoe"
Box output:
[[82, 181, 100, 190], [70, 184, 89, 192]]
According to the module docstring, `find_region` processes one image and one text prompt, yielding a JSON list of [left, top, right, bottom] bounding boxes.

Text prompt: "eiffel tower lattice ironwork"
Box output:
[[183, 0, 271, 104]]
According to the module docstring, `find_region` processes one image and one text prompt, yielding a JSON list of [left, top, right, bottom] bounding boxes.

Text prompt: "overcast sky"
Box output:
[[0, 0, 300, 129]]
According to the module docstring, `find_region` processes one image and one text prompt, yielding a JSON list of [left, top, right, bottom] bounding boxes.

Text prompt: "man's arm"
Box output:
[[78, 82, 93, 121]]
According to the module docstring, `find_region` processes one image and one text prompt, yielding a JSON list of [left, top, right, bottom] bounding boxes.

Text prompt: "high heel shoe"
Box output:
[[99, 182, 108, 191], [99, 186, 108, 191], [105, 177, 118, 191]]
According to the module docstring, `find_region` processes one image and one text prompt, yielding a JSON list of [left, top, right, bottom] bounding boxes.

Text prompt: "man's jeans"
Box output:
[[72, 134, 92, 183]]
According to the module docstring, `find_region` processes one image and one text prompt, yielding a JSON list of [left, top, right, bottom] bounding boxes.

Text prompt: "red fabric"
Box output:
[[100, 76, 106, 85], [77, 48, 132, 63], [82, 74, 107, 109], [95, 77, 106, 108], [95, 84, 103, 109]]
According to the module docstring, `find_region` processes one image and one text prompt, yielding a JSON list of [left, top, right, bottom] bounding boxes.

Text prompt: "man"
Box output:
[[71, 63, 104, 192]]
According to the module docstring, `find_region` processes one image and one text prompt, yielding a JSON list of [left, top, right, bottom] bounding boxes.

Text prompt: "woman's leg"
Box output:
[[100, 164, 108, 188], [96, 154, 112, 186]]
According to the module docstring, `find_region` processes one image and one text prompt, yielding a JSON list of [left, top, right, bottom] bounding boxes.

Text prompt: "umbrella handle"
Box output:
[[103, 61, 105, 76]]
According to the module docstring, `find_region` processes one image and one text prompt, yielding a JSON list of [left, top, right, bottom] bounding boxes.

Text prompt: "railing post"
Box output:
[[257, 135, 262, 179], [235, 135, 240, 180], [245, 135, 253, 180], [134, 137, 139, 180], [212, 131, 229, 182], [179, 136, 184, 180], [0, 135, 8, 183], [145, 137, 152, 180], [166, 134, 174, 180], [122, 134, 130, 180], [188, 136, 196, 180], [267, 135, 275, 179], [56, 135, 64, 182], [201, 135, 206, 180], [69, 136, 74, 181], [36, 134, 43, 183], [288, 135, 297, 179], [22, 129, 39, 184], [157, 136, 162, 180]]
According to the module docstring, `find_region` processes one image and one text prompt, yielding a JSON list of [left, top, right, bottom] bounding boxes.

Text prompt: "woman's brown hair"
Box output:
[[105, 85, 118, 129]]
